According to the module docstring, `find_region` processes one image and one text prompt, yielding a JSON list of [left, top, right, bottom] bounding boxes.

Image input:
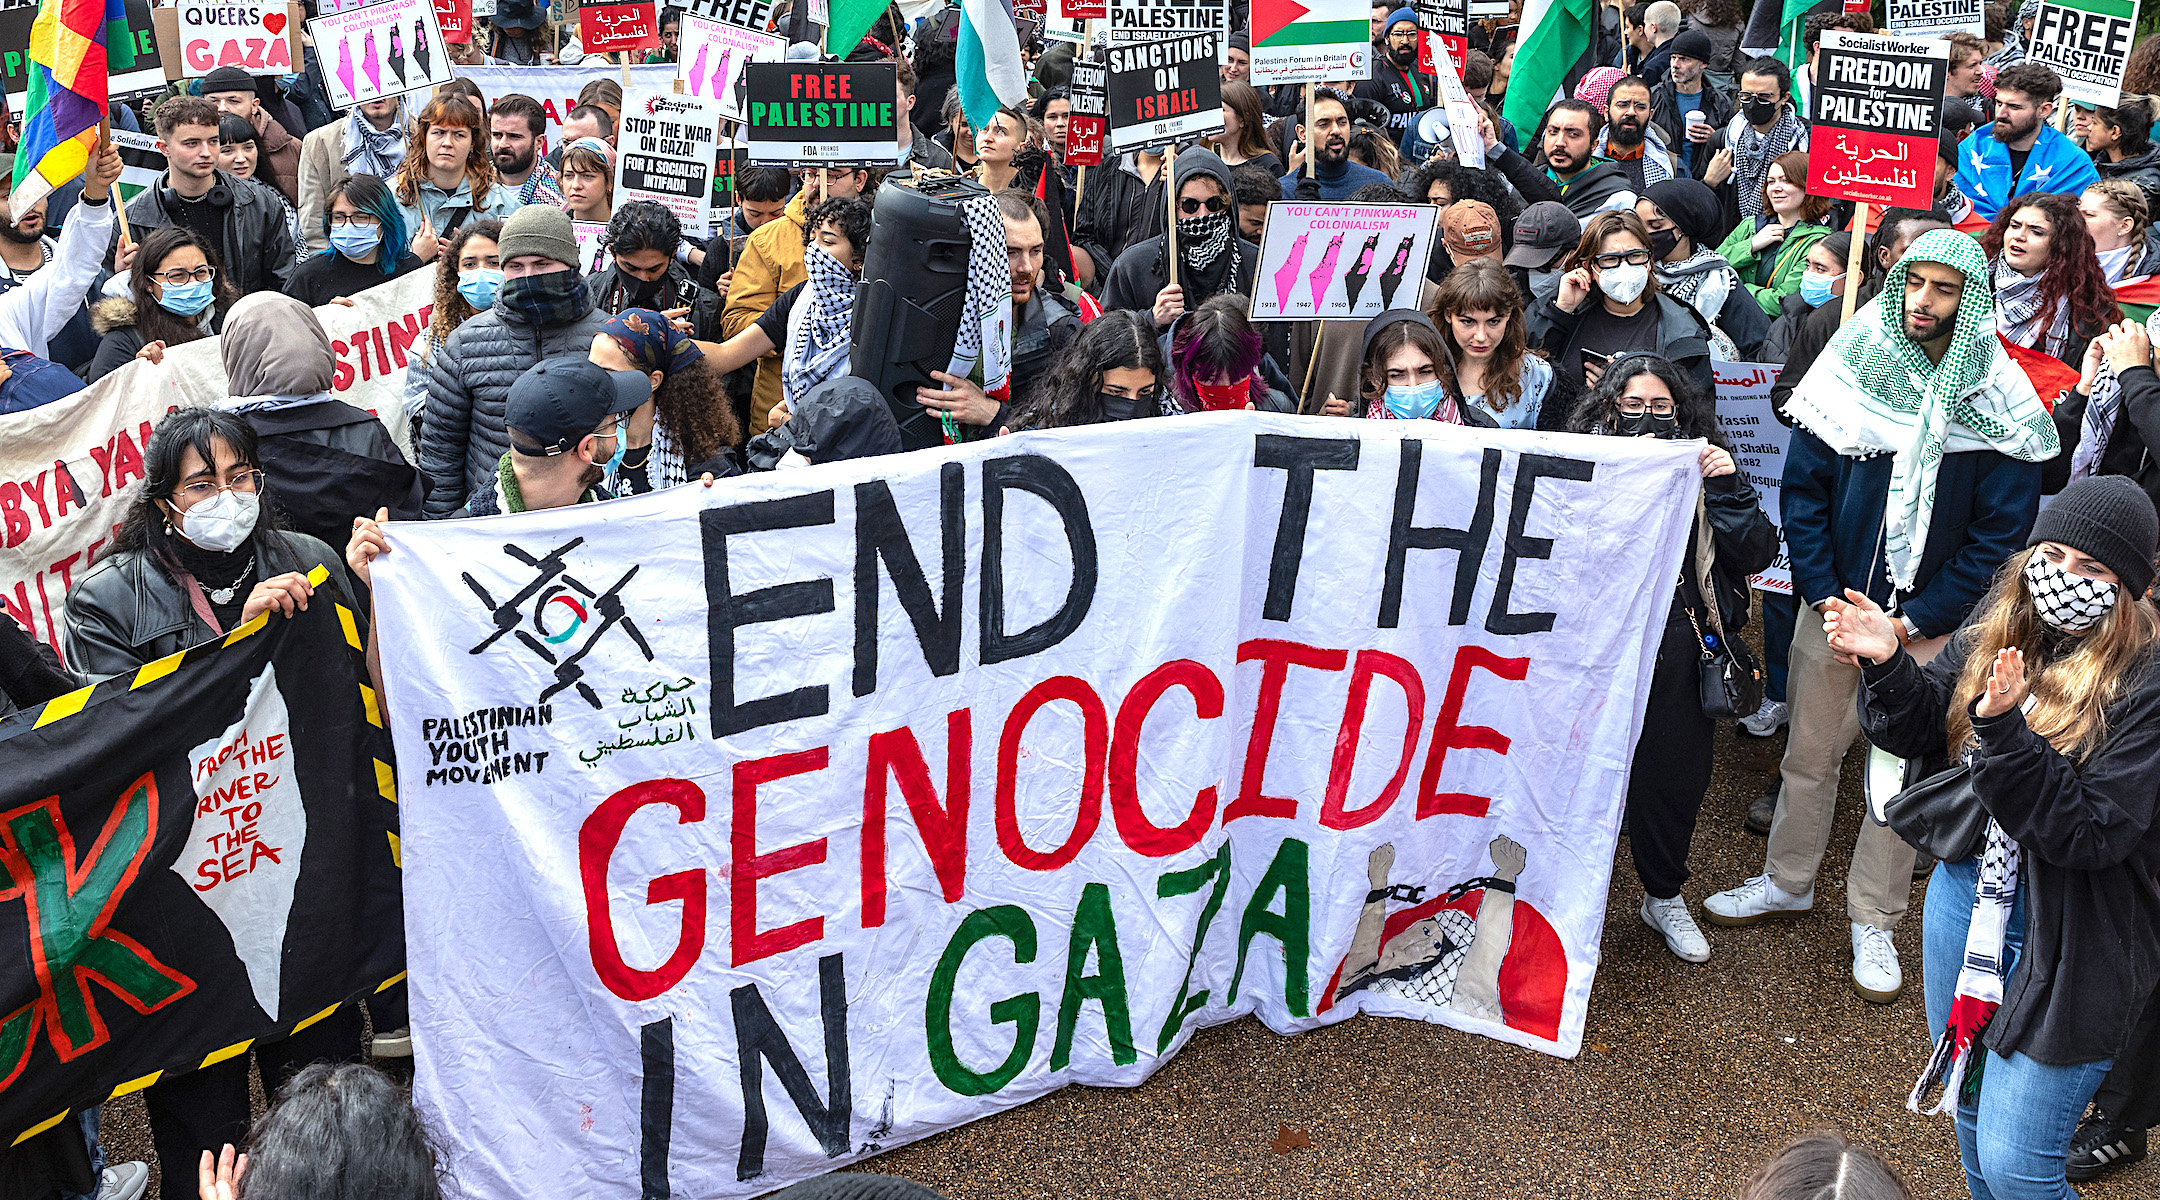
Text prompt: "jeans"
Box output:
[[1924, 859, 2112, 1200]]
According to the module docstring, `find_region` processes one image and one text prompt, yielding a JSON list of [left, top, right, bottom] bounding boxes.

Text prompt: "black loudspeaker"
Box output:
[[851, 172, 986, 450]]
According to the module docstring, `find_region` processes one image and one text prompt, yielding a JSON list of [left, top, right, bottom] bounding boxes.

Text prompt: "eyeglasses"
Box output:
[[1616, 399, 1676, 416], [1592, 249, 1653, 269], [328, 213, 381, 227], [1178, 195, 1227, 215], [173, 469, 263, 506], [1736, 91, 1782, 104], [152, 264, 217, 285]]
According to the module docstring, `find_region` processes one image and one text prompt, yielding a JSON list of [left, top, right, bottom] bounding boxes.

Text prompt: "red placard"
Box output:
[[434, 0, 472, 43], [580, 1, 660, 53], [1062, 0, 1105, 19], [1064, 116, 1105, 165]]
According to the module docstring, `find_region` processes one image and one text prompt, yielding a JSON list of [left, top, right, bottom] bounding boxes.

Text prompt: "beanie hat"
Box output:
[[1574, 66, 1626, 111], [1385, 6, 1419, 34], [1668, 30, 1715, 64], [1644, 177, 1724, 246], [201, 66, 257, 95], [497, 205, 580, 269], [2029, 476, 2160, 597]]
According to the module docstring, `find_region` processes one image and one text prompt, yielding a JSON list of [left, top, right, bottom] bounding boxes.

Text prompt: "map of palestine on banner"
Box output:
[[373, 415, 1702, 1200], [0, 588, 405, 1145]]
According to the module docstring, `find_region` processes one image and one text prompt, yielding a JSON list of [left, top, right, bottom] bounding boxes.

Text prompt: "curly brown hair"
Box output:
[[429, 218, 503, 344], [653, 357, 745, 462]]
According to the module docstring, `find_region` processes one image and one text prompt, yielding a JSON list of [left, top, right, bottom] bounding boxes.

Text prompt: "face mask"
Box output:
[[157, 277, 216, 317], [175, 489, 260, 553], [1098, 392, 1148, 421], [1649, 228, 1679, 262], [500, 269, 588, 327], [627, 273, 666, 305], [1615, 409, 1680, 438], [1195, 379, 1251, 410], [330, 224, 383, 260], [458, 268, 504, 309], [1741, 99, 1779, 126], [1598, 262, 1650, 303], [1799, 269, 1842, 308], [600, 429, 626, 476], [2024, 547, 2118, 633], [1384, 380, 1444, 420]]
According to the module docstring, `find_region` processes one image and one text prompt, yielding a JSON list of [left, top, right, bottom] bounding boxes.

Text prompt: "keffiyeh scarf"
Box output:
[[782, 243, 858, 406], [1730, 106, 1803, 219], [1910, 818, 2021, 1114], [939, 194, 1013, 432], [342, 103, 407, 179], [1783, 230, 2059, 591], [1992, 256, 2073, 360], [1180, 209, 1232, 270], [1657, 247, 1738, 333]]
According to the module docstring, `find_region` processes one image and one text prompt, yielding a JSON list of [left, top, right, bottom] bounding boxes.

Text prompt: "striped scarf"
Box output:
[[342, 104, 407, 179], [1730, 106, 1802, 219], [780, 243, 858, 406], [1910, 819, 2020, 1114]]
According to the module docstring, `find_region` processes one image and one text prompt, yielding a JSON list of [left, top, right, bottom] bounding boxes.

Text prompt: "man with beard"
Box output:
[[1278, 88, 1393, 199], [918, 192, 1077, 432], [1110, 147, 1260, 325], [1697, 57, 1804, 232], [1648, 30, 1731, 178], [588, 201, 722, 340], [1599, 76, 1679, 190], [0, 144, 120, 363], [1953, 62, 2097, 219], [1486, 99, 1636, 219], [457, 357, 649, 516], [1355, 9, 1437, 141], [298, 95, 410, 252], [487, 94, 561, 208]]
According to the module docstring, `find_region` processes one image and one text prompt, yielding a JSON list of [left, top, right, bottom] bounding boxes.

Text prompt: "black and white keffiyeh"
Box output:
[[1992, 256, 2073, 360], [943, 193, 1012, 407], [1731, 106, 1803, 219], [1179, 209, 1232, 270], [781, 242, 858, 405], [1985, 0, 2040, 66], [2068, 361, 2126, 481], [2024, 545, 2119, 631], [342, 101, 407, 179]]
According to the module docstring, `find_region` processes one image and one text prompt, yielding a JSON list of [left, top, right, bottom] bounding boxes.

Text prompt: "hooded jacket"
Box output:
[[1493, 145, 1638, 220], [2096, 145, 2160, 210], [85, 296, 222, 383], [1953, 123, 2101, 220], [721, 186, 814, 432], [1103, 148, 1260, 319], [745, 377, 904, 470], [125, 169, 298, 296]]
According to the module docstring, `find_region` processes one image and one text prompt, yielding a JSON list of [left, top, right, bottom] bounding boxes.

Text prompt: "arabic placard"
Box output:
[[1250, 0, 1369, 85], [676, 14, 784, 121], [174, 1, 295, 76], [433, 0, 471, 42], [2025, 0, 2136, 108], [616, 87, 724, 237], [1885, 0, 1983, 39], [743, 60, 898, 167], [1416, 0, 1466, 79], [306, 0, 457, 109], [1066, 59, 1107, 166], [1713, 362, 1792, 594], [1106, 32, 1225, 153], [1107, 0, 1229, 63], [581, 0, 660, 53], [1063, 0, 1106, 19], [1247, 203, 1442, 320], [1806, 31, 1947, 210]]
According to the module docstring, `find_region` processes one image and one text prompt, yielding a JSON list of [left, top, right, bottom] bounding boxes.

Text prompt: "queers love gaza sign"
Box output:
[[374, 414, 1700, 1199]]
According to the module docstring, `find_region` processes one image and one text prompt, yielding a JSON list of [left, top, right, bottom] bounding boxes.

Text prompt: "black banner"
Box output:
[[743, 61, 898, 168], [0, 578, 404, 1144], [1105, 32, 1224, 153]]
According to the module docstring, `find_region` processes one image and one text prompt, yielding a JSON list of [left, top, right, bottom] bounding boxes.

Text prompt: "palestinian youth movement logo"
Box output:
[[463, 537, 654, 708]]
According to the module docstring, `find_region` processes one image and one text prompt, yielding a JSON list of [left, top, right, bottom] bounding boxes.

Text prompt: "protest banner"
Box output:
[[1713, 362, 1792, 595], [1885, 0, 1983, 39], [615, 88, 724, 236], [743, 61, 899, 168], [1431, 35, 1484, 167], [1416, 0, 1466, 79], [2026, 0, 2136, 108], [1, 0, 165, 103], [171, 0, 298, 76], [308, 0, 457, 109], [0, 591, 405, 1148], [456, 64, 679, 146], [1042, 14, 1087, 42], [581, 0, 661, 54], [376, 414, 1700, 1199], [1065, 59, 1107, 167], [574, 220, 613, 273], [711, 145, 747, 208], [434, 0, 472, 42], [1247, 203, 1441, 320], [1806, 31, 1947, 212], [1249, 0, 1370, 85], [106, 129, 167, 207], [1063, 0, 1106, 21], [685, 0, 775, 31], [1106, 32, 1225, 153], [1108, 0, 1229, 61], [677, 14, 785, 121], [0, 273, 430, 664]]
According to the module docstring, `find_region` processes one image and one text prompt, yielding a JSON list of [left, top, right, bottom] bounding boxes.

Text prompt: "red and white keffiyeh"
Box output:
[[1908, 818, 2021, 1115]]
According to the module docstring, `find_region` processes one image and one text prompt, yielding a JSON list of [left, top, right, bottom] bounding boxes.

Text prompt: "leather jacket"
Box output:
[[61, 530, 350, 681]]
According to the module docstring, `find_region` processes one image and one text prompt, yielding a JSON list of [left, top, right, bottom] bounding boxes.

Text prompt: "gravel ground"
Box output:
[[98, 723, 2153, 1200]]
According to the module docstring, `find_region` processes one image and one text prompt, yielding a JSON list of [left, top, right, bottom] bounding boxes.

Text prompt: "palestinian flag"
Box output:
[[1500, 0, 1594, 156], [2115, 275, 2160, 327], [2000, 336, 2078, 411]]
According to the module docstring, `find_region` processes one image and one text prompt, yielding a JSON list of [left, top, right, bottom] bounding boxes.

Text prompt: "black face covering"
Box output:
[[1741, 99, 1780, 126], [626, 274, 667, 307], [1650, 228, 1680, 262], [1098, 392, 1149, 422], [1616, 410, 1681, 438]]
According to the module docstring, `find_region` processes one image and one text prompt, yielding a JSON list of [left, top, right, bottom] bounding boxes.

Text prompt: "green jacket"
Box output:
[[1717, 218, 1831, 317]]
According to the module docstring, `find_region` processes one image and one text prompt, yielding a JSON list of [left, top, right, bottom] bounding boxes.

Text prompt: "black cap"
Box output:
[[201, 66, 257, 95], [1667, 30, 1715, 65], [2030, 476, 2159, 597], [506, 358, 651, 457], [1504, 201, 1581, 268]]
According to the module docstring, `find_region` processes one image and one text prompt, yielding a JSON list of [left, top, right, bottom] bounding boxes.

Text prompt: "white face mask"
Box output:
[[2024, 547, 2117, 634], [1598, 262, 1650, 303], [176, 489, 260, 553]]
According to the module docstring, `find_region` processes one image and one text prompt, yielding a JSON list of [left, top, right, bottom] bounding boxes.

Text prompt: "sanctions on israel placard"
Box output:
[[376, 414, 1703, 1200]]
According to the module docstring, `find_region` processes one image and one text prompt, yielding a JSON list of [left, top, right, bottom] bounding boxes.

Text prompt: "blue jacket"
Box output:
[[1279, 157, 1394, 200], [1781, 428, 2043, 637], [1953, 123, 2100, 221]]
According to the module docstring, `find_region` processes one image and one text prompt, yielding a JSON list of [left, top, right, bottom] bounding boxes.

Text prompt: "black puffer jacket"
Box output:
[[124, 169, 298, 296], [419, 293, 608, 518]]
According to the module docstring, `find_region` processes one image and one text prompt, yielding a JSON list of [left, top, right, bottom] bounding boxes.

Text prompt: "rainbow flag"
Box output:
[[10, 0, 135, 211]]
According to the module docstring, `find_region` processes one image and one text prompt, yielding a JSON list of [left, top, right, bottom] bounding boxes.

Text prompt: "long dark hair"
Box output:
[[655, 356, 744, 461], [237, 1063, 444, 1200], [1979, 192, 2124, 344], [430, 217, 503, 343], [1567, 352, 1731, 447], [1009, 311, 1164, 429], [129, 225, 239, 348], [1216, 82, 1273, 162], [103, 407, 284, 564]]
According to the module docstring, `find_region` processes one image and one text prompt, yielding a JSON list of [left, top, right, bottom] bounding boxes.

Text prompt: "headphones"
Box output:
[[160, 180, 234, 211]]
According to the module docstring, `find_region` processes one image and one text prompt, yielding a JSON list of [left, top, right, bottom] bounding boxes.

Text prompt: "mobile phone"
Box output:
[[1582, 350, 1612, 365]]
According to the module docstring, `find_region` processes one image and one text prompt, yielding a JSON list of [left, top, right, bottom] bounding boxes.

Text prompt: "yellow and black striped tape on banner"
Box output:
[[5, 565, 408, 1146]]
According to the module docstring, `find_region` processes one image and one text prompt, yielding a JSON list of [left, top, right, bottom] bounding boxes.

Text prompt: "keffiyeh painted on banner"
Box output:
[[1783, 230, 2059, 592], [942, 193, 1013, 407]]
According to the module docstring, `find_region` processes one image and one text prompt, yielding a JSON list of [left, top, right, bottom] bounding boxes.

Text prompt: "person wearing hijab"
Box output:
[[1101, 147, 1259, 327], [1706, 230, 2057, 1007], [1638, 177, 1768, 358]]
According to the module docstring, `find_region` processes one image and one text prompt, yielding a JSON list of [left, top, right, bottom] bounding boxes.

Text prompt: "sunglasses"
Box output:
[[1178, 196, 1227, 215]]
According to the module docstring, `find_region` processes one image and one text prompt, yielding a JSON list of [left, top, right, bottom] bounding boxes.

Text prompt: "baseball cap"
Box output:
[[1442, 201, 1501, 260], [506, 358, 652, 457], [1503, 200, 1581, 269]]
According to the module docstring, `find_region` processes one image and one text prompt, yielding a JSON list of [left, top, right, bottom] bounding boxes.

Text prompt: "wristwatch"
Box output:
[[1897, 615, 1920, 644]]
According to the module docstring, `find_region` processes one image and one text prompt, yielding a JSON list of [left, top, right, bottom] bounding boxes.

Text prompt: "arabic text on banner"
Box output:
[[1712, 362, 1793, 595]]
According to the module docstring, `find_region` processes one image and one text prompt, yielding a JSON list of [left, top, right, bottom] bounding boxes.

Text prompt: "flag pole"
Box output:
[[1165, 154, 1178, 297], [1304, 82, 1314, 180], [1841, 202, 1867, 323], [99, 118, 132, 244]]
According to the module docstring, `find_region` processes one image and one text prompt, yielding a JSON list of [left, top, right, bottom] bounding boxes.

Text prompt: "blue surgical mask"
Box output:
[[330, 223, 383, 260], [1799, 269, 1842, 308], [1384, 380, 1444, 420], [457, 268, 504, 309], [602, 429, 626, 476], [157, 277, 216, 317]]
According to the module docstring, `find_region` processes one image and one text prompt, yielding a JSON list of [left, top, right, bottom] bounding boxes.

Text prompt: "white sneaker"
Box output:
[[1702, 873, 1815, 927], [95, 1162, 149, 1200], [1738, 698, 1790, 737], [1851, 923, 1904, 1003], [1641, 894, 1711, 962]]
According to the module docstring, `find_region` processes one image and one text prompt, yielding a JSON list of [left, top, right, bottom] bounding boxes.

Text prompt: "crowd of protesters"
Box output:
[[2, 0, 2160, 1198]]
